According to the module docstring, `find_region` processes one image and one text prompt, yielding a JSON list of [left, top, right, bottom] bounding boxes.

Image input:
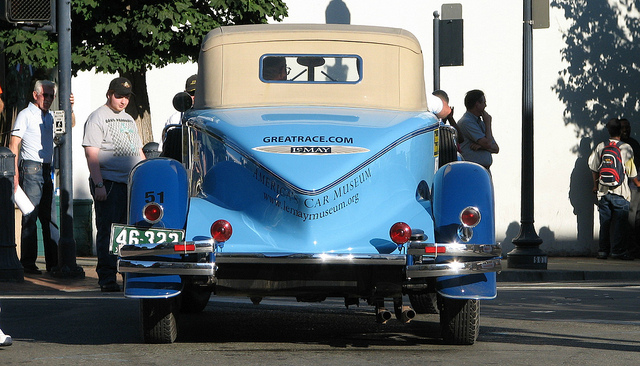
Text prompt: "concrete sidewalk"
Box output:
[[0, 257, 103, 295], [498, 256, 640, 282], [1, 256, 640, 295]]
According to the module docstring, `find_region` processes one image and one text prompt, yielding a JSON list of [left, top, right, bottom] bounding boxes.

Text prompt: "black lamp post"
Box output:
[[507, 0, 547, 269]]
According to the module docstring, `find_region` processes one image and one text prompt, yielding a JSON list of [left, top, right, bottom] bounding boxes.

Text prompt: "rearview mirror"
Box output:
[[172, 92, 193, 112]]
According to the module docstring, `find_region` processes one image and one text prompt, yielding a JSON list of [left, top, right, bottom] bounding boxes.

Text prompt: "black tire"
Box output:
[[439, 295, 480, 345], [438, 127, 458, 168], [409, 292, 439, 314], [140, 298, 178, 344], [179, 285, 211, 314]]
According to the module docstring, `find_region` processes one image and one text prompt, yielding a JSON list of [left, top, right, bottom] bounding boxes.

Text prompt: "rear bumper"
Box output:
[[117, 240, 502, 278]]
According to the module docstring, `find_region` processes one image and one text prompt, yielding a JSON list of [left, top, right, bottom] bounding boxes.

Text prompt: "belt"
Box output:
[[21, 160, 51, 168]]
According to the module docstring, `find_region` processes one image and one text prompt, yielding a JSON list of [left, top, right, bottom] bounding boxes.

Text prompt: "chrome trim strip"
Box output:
[[118, 259, 215, 276], [214, 253, 407, 265], [253, 145, 370, 155], [119, 239, 215, 257], [406, 258, 502, 278], [407, 242, 501, 257]]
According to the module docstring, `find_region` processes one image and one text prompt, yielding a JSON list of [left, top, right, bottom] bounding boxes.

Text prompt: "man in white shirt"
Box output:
[[9, 80, 59, 274]]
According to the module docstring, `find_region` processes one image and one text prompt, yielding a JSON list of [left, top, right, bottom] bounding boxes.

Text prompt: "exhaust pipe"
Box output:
[[376, 308, 392, 323], [397, 306, 416, 323]]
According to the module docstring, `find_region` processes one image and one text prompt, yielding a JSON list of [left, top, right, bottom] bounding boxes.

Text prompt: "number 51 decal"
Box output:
[[145, 191, 165, 203]]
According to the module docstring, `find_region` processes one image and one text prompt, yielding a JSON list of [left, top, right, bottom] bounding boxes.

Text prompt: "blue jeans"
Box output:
[[598, 193, 630, 256], [91, 179, 128, 286], [19, 160, 58, 271]]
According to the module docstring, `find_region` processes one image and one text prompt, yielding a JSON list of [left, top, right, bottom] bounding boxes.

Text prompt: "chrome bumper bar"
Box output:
[[119, 239, 215, 257], [406, 258, 501, 278], [118, 260, 215, 276], [406, 242, 502, 258], [117, 240, 501, 278]]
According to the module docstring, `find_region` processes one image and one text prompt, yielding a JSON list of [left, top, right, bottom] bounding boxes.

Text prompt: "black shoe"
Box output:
[[596, 252, 608, 260], [23, 266, 42, 275], [610, 254, 634, 261], [100, 282, 121, 292]]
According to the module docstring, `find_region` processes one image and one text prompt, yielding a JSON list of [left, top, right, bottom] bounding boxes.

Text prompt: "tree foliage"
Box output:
[[71, 0, 288, 75], [0, 28, 58, 68], [1, 0, 288, 143], [551, 0, 640, 139]]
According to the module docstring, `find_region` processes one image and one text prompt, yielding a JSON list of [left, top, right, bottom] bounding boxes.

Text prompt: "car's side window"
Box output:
[[261, 54, 362, 83]]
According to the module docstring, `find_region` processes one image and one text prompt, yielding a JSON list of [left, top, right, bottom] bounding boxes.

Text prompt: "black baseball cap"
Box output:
[[185, 74, 197, 94], [108, 77, 133, 95]]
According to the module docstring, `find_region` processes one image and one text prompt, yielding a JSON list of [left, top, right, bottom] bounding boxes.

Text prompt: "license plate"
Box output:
[[110, 224, 185, 255]]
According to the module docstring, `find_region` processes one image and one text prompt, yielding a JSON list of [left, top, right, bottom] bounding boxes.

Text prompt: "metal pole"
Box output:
[[507, 0, 547, 269], [52, 0, 84, 278], [433, 11, 440, 91], [0, 147, 23, 281]]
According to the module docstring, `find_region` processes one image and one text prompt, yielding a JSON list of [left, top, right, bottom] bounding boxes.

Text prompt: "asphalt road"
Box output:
[[1, 281, 639, 365]]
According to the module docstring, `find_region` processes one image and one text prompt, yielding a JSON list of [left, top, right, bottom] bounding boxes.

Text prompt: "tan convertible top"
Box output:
[[194, 24, 428, 111]]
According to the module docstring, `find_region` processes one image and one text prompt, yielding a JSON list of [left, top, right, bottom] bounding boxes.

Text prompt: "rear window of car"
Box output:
[[261, 54, 362, 83]]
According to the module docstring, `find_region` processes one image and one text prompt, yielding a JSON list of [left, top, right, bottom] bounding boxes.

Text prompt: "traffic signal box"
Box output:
[[0, 0, 53, 24]]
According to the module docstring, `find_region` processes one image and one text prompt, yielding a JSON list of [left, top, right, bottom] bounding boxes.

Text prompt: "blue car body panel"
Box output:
[[436, 272, 497, 299], [431, 161, 497, 299], [125, 274, 183, 298], [182, 107, 438, 255], [124, 158, 189, 298]]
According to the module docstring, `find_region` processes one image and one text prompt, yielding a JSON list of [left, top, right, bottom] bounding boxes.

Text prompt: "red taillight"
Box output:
[[210, 220, 233, 242], [143, 203, 163, 223], [460, 207, 481, 227], [174, 244, 196, 252], [390, 222, 412, 245], [425, 246, 446, 254]]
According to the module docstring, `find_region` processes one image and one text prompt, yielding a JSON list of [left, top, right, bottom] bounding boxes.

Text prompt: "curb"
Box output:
[[497, 270, 640, 282]]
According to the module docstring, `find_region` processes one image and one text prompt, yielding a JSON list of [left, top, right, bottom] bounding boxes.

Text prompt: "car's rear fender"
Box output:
[[431, 161, 498, 300], [123, 158, 190, 298]]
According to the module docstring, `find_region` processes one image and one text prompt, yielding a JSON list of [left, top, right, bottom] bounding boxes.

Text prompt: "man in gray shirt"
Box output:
[[82, 77, 144, 291], [457, 89, 499, 171]]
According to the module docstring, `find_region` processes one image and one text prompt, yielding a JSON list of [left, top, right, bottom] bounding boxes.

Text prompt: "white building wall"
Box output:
[[69, 0, 609, 256]]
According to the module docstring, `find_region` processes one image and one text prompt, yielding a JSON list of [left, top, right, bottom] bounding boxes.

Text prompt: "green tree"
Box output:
[[0, 28, 58, 145], [1, 0, 288, 144], [72, 0, 288, 143]]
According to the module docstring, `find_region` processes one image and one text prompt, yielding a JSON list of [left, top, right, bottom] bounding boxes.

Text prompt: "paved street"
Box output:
[[1, 277, 639, 365]]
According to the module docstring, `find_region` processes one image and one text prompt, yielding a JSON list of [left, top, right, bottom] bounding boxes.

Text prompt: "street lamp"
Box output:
[[507, 0, 548, 269]]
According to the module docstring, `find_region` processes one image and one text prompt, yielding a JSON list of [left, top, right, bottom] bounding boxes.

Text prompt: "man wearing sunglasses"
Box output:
[[9, 80, 60, 275]]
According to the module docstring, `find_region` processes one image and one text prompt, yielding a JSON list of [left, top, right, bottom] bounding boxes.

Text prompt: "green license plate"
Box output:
[[110, 224, 185, 255]]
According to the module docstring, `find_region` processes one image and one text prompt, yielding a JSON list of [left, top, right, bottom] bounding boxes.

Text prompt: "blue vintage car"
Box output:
[[111, 24, 501, 344]]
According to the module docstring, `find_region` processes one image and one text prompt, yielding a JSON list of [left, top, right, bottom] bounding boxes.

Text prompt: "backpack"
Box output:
[[598, 140, 625, 187]]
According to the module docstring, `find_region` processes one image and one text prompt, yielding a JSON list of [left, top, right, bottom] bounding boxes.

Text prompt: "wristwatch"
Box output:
[[95, 181, 104, 188]]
